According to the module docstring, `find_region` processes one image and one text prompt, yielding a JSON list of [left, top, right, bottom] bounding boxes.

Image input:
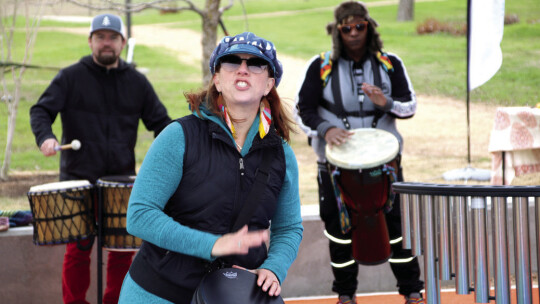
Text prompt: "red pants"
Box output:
[[62, 240, 135, 304]]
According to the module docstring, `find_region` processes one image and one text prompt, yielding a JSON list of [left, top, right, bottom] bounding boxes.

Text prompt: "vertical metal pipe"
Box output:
[[492, 196, 510, 304], [467, 197, 474, 291], [411, 193, 422, 256], [454, 196, 470, 294], [471, 197, 489, 303], [502, 151, 506, 185], [449, 196, 456, 280], [423, 195, 441, 304], [401, 193, 412, 250], [513, 196, 532, 304], [438, 196, 451, 280], [536, 197, 540, 303]]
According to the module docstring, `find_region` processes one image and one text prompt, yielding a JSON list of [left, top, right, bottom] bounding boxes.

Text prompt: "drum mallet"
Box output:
[[54, 139, 81, 151]]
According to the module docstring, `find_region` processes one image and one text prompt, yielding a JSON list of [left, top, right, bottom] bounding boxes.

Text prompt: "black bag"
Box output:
[[190, 267, 284, 304]]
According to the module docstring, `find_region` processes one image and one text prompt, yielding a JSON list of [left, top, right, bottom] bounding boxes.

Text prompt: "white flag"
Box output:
[[468, 0, 505, 91]]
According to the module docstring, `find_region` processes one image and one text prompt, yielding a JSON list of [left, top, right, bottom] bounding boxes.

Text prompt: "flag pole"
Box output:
[[466, 0, 472, 166], [442, 0, 491, 182]]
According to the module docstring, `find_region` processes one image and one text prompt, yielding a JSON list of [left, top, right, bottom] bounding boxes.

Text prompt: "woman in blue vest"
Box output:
[[118, 32, 303, 303]]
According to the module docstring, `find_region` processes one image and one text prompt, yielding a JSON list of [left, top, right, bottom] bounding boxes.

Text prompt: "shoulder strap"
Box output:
[[231, 148, 274, 231], [369, 54, 385, 128], [370, 55, 382, 88], [329, 60, 353, 130]]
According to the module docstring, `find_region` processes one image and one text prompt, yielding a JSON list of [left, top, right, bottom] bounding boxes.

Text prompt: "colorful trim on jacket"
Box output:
[[320, 51, 394, 87]]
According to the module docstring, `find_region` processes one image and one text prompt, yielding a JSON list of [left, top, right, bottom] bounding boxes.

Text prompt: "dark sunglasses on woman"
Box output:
[[219, 55, 269, 74], [338, 21, 369, 34]]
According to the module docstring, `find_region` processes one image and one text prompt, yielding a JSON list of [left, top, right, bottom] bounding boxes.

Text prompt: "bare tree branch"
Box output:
[[218, 0, 233, 14], [1, 0, 45, 179], [64, 0, 204, 15], [20, 0, 44, 79]]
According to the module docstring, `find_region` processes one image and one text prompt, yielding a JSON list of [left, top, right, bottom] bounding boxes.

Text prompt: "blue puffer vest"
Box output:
[[129, 114, 286, 303]]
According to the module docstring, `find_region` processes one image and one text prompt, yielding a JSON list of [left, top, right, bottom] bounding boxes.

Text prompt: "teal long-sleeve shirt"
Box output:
[[126, 113, 303, 286]]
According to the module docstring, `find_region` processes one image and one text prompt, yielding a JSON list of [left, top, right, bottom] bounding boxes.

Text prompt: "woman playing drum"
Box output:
[[118, 32, 303, 304], [295, 1, 424, 303]]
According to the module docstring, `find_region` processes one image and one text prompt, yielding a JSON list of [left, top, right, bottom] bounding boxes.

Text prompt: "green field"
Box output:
[[1, 0, 539, 209]]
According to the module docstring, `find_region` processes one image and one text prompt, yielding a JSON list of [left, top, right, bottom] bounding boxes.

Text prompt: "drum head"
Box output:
[[29, 180, 92, 193], [192, 268, 284, 304], [96, 175, 136, 186], [325, 128, 399, 169]]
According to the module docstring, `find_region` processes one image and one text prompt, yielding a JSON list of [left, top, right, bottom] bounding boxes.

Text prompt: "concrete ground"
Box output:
[[0, 206, 421, 303]]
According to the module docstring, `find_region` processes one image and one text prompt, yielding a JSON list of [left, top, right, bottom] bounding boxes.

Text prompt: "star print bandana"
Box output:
[[209, 32, 283, 87]]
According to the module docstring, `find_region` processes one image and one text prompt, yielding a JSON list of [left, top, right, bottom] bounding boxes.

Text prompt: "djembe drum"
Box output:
[[326, 128, 399, 265], [96, 175, 142, 251], [27, 180, 96, 246]]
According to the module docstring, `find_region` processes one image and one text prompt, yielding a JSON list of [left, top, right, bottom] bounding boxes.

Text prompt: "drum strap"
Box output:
[[369, 55, 386, 128], [230, 148, 273, 232], [329, 55, 385, 129], [329, 62, 350, 129]]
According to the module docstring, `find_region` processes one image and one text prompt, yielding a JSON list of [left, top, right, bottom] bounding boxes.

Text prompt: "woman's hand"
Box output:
[[362, 82, 387, 107], [211, 225, 269, 257], [233, 266, 281, 296], [324, 127, 354, 148]]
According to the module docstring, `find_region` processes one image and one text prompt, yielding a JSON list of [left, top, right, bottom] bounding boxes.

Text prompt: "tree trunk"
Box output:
[[397, 0, 414, 21], [1, 88, 17, 181], [201, 0, 221, 86]]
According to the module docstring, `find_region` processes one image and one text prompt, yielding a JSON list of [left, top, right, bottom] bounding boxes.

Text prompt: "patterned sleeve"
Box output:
[[388, 53, 417, 119]]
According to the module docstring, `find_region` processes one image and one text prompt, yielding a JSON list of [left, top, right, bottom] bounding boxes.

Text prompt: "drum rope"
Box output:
[[330, 169, 352, 234], [97, 178, 142, 250], [382, 164, 398, 213], [33, 211, 92, 222]]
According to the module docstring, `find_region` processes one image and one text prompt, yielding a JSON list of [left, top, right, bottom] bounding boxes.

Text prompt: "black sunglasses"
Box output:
[[219, 55, 269, 74], [338, 21, 369, 34]]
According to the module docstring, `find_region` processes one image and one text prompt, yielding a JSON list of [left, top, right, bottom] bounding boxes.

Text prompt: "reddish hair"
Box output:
[[185, 83, 294, 142]]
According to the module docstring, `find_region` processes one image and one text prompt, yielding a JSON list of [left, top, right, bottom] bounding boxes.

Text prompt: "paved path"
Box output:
[[126, 23, 496, 184], [48, 18, 498, 206]]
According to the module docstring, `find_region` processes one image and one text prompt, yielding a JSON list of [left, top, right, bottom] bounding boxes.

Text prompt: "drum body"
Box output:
[[96, 175, 141, 251], [326, 128, 399, 265], [27, 180, 96, 245], [191, 268, 284, 304]]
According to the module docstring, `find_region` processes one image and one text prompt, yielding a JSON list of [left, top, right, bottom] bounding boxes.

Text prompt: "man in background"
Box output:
[[30, 13, 171, 304]]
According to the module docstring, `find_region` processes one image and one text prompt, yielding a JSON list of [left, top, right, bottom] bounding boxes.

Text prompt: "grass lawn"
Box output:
[[1, 0, 539, 210]]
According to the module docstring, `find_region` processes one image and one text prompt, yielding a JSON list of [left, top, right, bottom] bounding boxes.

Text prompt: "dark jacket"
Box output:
[[129, 115, 286, 303], [30, 55, 171, 183]]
